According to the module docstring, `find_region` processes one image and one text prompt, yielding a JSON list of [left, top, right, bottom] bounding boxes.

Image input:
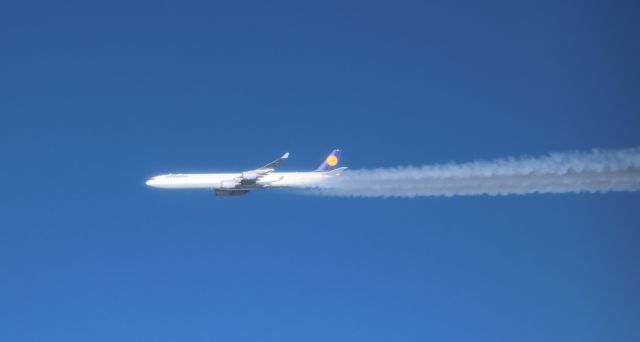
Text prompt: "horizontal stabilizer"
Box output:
[[323, 166, 348, 175]]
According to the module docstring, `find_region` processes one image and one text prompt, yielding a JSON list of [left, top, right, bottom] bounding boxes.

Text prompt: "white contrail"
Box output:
[[311, 147, 640, 198]]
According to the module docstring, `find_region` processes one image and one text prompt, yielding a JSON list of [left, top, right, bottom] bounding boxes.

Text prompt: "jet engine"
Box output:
[[241, 171, 258, 184], [220, 180, 239, 189]]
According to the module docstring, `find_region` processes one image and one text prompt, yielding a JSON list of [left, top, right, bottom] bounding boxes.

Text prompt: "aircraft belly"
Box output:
[[269, 173, 326, 187], [155, 183, 216, 189], [153, 178, 225, 189]]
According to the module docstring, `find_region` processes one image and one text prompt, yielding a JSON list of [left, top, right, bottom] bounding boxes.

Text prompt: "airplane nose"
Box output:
[[146, 179, 154, 186]]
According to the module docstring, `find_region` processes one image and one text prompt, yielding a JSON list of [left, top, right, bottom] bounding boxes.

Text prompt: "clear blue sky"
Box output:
[[1, 1, 639, 341]]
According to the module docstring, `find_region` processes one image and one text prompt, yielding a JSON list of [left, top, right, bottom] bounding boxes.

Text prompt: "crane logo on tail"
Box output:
[[315, 149, 342, 172], [326, 155, 338, 166]]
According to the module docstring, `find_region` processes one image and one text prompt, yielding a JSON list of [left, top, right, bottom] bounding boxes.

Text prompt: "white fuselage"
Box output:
[[145, 172, 332, 190]]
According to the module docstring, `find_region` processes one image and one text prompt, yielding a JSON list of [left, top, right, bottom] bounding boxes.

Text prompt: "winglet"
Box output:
[[282, 152, 289, 159]]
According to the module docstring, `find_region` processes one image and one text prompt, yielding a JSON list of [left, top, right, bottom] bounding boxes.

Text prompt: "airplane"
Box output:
[[145, 149, 347, 196]]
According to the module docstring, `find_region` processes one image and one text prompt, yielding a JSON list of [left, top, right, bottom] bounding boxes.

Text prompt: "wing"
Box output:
[[245, 152, 289, 180], [257, 152, 289, 172], [220, 152, 289, 189]]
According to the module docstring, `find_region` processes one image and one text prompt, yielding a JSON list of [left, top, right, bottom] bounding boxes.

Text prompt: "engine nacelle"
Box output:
[[241, 171, 258, 184], [220, 180, 239, 189]]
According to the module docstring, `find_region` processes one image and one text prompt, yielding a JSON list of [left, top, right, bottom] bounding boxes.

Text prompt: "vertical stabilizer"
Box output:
[[315, 149, 342, 172]]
